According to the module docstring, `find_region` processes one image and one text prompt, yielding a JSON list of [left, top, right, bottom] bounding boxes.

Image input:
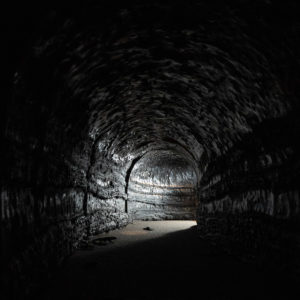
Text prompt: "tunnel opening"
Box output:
[[126, 150, 198, 220]]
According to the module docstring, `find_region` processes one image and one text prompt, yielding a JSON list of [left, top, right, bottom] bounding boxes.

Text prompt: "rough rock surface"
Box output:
[[2, 0, 300, 298], [128, 150, 197, 219]]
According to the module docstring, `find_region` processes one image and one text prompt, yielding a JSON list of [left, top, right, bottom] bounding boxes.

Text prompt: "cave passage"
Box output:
[[127, 150, 198, 219], [2, 1, 300, 299]]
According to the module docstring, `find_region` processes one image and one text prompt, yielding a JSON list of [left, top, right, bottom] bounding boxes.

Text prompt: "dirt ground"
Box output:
[[36, 221, 300, 300]]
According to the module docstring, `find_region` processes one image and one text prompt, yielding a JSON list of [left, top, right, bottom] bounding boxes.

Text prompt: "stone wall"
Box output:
[[1, 85, 130, 298], [127, 150, 197, 220], [197, 113, 300, 271]]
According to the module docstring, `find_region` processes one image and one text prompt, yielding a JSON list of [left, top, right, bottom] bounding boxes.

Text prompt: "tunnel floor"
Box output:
[[36, 221, 300, 300]]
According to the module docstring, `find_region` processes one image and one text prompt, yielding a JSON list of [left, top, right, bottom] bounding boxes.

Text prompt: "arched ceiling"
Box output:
[[129, 150, 197, 187], [7, 0, 300, 186]]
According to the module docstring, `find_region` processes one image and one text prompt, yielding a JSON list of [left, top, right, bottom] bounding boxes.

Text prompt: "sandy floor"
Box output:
[[88, 220, 197, 250], [37, 221, 299, 300]]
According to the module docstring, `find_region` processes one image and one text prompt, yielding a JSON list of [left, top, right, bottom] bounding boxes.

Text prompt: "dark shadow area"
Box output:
[[33, 226, 300, 300], [91, 236, 117, 246]]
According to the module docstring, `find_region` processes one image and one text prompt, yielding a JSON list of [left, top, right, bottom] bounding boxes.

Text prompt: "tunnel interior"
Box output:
[[2, 0, 300, 299], [127, 149, 198, 220]]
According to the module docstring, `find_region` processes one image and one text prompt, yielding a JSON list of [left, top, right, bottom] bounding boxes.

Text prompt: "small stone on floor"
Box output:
[[143, 226, 153, 231]]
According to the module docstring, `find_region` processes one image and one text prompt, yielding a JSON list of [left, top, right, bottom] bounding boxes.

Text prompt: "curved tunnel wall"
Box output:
[[2, 0, 300, 298], [127, 150, 198, 220]]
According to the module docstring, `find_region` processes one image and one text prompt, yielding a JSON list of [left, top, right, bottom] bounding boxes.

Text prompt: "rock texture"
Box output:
[[197, 113, 300, 269], [2, 0, 300, 298], [128, 150, 197, 219]]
